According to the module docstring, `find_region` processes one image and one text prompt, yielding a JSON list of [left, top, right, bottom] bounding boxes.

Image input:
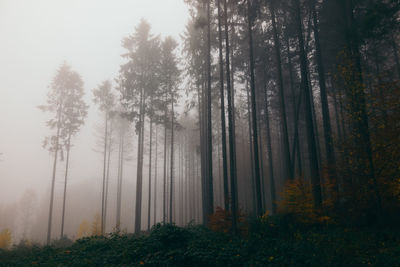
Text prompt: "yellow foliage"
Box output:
[[0, 229, 12, 250], [77, 220, 90, 238], [208, 207, 247, 234], [91, 213, 102, 236], [278, 178, 334, 224]]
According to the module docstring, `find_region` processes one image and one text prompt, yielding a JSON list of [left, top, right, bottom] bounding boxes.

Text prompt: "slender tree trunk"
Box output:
[[217, 0, 230, 212], [179, 140, 184, 224], [147, 115, 153, 230], [246, 81, 257, 214], [60, 132, 71, 239], [311, 1, 338, 200], [101, 112, 108, 234], [200, 82, 207, 225], [205, 0, 214, 221], [293, 0, 322, 208], [257, 110, 266, 210], [331, 81, 343, 145], [291, 89, 304, 176], [47, 105, 63, 245], [190, 139, 195, 221], [154, 125, 158, 225], [270, 0, 293, 181], [185, 133, 190, 223], [116, 124, 124, 232], [169, 93, 175, 224], [163, 113, 168, 223], [104, 120, 113, 233], [135, 88, 145, 233], [216, 124, 222, 207], [263, 81, 277, 214], [247, 0, 263, 217], [284, 27, 303, 177], [223, 0, 238, 233]]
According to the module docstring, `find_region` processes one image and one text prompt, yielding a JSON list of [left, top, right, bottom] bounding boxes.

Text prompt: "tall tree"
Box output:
[[205, 0, 214, 221], [39, 63, 86, 244], [293, 0, 322, 208], [247, 0, 263, 216], [269, 0, 293, 181], [59, 71, 88, 238], [93, 80, 115, 234], [223, 0, 239, 233], [310, 0, 338, 198], [119, 20, 161, 232], [217, 0, 230, 212], [159, 36, 181, 224]]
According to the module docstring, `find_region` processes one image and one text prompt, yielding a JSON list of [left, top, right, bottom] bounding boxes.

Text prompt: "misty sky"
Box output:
[[0, 0, 189, 204]]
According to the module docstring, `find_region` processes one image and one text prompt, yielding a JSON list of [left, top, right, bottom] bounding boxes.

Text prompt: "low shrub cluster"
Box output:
[[0, 221, 399, 266]]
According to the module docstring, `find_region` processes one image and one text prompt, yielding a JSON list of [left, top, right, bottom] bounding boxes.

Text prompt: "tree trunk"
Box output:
[[311, 1, 338, 200], [270, 0, 293, 181], [135, 88, 145, 233], [246, 81, 257, 214], [217, 0, 230, 212], [283, 17, 303, 177], [101, 112, 108, 235], [163, 111, 168, 223], [47, 104, 63, 245], [169, 91, 175, 224], [147, 115, 153, 230], [247, 0, 263, 217], [223, 0, 238, 233], [60, 132, 71, 239], [154, 125, 158, 225], [293, 0, 322, 209], [263, 81, 277, 214], [104, 120, 113, 233], [116, 123, 124, 232], [205, 0, 214, 221]]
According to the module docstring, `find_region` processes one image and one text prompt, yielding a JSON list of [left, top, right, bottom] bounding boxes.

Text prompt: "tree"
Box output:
[[216, 0, 229, 212], [223, 0, 239, 233], [159, 36, 181, 224], [268, 0, 293, 181], [77, 220, 90, 239], [293, 0, 322, 209], [119, 19, 161, 232], [93, 80, 115, 234], [247, 0, 263, 217], [205, 0, 214, 221], [39, 62, 86, 244], [113, 110, 131, 232], [59, 71, 88, 239], [309, 0, 338, 201]]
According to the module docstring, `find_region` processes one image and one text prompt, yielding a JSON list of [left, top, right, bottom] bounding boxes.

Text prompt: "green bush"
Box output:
[[0, 221, 399, 266]]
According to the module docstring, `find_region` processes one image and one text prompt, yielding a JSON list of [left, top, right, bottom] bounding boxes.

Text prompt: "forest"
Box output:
[[1, 0, 400, 265]]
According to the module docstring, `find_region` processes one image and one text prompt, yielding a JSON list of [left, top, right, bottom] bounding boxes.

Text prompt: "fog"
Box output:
[[0, 0, 189, 243]]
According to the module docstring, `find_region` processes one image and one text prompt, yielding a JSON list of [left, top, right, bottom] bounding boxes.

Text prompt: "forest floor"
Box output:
[[1, 218, 400, 266]]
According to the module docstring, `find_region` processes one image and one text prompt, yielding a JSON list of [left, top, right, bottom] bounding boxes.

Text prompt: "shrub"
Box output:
[[0, 229, 11, 250]]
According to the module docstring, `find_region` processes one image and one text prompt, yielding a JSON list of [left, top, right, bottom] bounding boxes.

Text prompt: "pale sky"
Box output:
[[0, 0, 190, 204]]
